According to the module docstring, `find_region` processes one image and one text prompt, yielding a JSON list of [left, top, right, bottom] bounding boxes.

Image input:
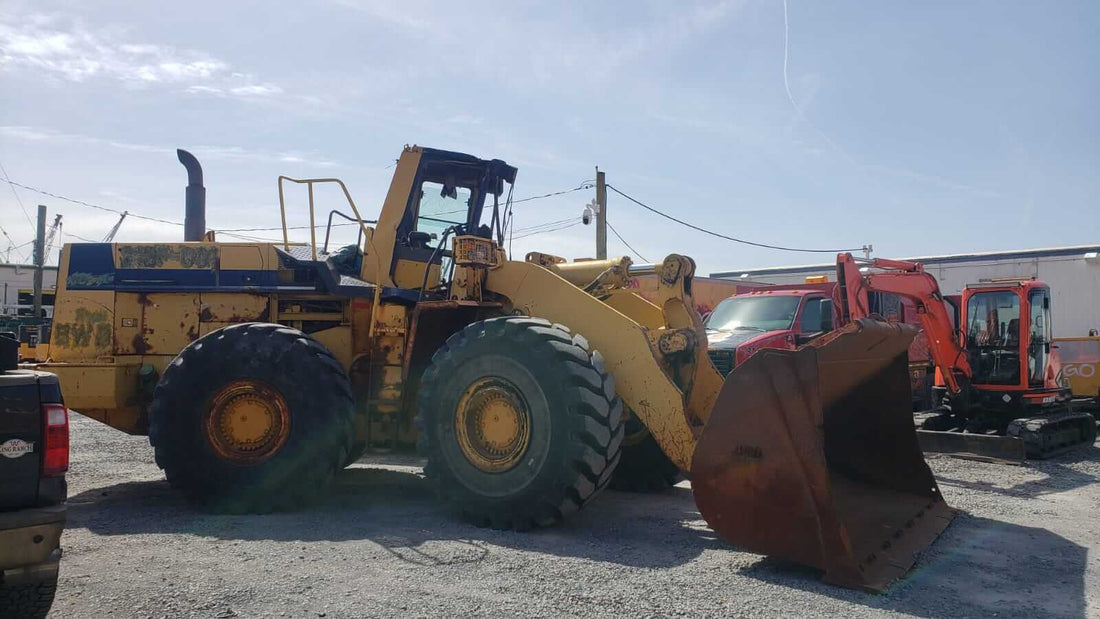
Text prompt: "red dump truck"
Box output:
[[703, 280, 936, 410]]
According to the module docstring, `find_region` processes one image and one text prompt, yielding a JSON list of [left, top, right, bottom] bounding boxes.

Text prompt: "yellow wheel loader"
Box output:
[[34, 145, 953, 590]]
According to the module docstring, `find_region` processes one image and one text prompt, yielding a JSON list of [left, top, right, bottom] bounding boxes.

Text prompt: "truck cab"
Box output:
[[706, 281, 936, 409], [705, 287, 836, 375]]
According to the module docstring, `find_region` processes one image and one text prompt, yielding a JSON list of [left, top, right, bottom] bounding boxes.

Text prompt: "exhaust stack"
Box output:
[[177, 149, 206, 242]]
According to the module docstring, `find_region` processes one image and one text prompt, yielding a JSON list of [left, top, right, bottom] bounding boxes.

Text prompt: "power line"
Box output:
[[512, 216, 579, 235], [0, 158, 35, 231], [511, 219, 583, 240], [433, 183, 595, 216], [4, 180, 184, 227], [4, 179, 300, 238], [606, 220, 649, 263], [0, 226, 31, 263], [511, 183, 594, 206], [606, 185, 862, 254]]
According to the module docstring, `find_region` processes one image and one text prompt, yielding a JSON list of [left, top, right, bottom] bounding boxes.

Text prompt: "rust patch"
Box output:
[[137, 293, 154, 307], [199, 307, 214, 322], [227, 300, 269, 322], [132, 332, 150, 354], [186, 325, 199, 341]]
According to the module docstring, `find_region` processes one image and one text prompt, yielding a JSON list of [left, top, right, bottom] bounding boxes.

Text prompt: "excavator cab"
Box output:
[[959, 281, 1066, 412]]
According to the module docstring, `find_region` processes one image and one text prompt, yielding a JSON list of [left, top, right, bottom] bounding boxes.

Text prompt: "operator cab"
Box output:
[[393, 148, 517, 293], [963, 280, 1052, 389], [279, 146, 517, 299]]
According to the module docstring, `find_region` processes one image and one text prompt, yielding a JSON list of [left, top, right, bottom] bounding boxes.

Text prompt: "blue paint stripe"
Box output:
[[68, 268, 284, 290]]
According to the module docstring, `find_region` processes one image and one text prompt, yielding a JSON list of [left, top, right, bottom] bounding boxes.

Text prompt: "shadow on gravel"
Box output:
[[738, 511, 1087, 619], [935, 446, 1100, 499], [65, 466, 722, 570]]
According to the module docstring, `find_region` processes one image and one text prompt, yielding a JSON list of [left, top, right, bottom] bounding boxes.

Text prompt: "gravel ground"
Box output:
[[49, 413, 1100, 618]]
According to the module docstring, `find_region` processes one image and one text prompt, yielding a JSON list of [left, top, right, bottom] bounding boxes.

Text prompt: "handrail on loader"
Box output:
[[276, 176, 375, 261], [276, 176, 386, 286]]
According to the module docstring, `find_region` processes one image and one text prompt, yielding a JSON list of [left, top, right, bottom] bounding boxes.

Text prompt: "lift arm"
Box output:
[[835, 253, 972, 394]]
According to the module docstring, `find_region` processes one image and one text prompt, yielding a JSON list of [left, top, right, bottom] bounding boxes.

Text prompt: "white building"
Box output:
[[0, 262, 58, 317], [711, 245, 1100, 338]]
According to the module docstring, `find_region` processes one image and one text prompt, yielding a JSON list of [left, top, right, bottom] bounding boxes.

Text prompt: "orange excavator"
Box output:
[[836, 253, 1097, 459]]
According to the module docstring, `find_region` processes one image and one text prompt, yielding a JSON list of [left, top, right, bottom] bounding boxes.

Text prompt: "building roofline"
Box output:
[[710, 244, 1100, 278]]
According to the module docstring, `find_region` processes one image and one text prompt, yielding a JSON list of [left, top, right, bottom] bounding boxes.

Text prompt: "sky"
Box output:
[[1, 0, 1097, 276]]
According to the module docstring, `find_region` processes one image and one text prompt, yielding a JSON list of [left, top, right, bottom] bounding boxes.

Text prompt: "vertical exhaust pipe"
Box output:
[[177, 149, 206, 242]]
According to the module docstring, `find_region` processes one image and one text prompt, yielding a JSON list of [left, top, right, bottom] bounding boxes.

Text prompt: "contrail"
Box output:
[[779, 0, 895, 206], [782, 0, 804, 120]]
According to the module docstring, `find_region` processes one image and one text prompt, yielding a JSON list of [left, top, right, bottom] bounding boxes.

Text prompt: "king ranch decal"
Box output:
[[0, 438, 35, 459]]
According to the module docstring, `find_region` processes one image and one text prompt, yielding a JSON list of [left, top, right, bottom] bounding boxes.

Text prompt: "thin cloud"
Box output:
[[0, 12, 281, 99], [0, 125, 340, 168]]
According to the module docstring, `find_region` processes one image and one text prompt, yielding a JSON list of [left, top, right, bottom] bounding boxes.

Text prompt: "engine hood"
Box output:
[[707, 329, 768, 351]]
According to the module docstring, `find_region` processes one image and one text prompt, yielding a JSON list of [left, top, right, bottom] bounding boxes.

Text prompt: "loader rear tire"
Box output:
[[610, 414, 683, 492], [416, 317, 624, 530], [149, 323, 354, 512]]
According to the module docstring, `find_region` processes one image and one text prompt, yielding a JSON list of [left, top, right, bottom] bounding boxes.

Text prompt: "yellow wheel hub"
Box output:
[[205, 380, 290, 464], [455, 377, 532, 473]]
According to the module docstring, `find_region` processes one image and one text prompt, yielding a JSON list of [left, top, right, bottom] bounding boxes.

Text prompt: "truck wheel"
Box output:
[[0, 570, 58, 619], [610, 414, 683, 492], [416, 317, 624, 530], [149, 323, 354, 512]]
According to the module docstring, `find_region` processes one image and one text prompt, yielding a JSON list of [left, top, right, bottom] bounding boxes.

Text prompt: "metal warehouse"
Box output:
[[712, 245, 1100, 338]]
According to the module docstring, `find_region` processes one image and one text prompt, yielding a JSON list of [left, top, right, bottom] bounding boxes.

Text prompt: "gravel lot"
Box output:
[[49, 413, 1100, 618]]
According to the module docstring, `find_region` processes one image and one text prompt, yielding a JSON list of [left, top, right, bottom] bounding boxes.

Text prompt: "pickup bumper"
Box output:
[[0, 504, 65, 578]]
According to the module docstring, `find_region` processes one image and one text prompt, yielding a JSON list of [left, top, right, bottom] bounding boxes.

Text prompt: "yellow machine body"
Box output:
[[36, 145, 952, 591]]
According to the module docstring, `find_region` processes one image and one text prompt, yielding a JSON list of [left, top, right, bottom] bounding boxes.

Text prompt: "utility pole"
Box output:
[[33, 204, 46, 318], [595, 167, 607, 260]]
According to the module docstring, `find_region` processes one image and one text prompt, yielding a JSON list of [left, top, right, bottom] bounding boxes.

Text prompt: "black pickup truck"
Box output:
[[0, 332, 68, 619]]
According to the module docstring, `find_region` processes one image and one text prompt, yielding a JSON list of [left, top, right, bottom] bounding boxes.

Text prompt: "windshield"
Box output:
[[966, 290, 1021, 385], [417, 181, 470, 238], [706, 295, 801, 332]]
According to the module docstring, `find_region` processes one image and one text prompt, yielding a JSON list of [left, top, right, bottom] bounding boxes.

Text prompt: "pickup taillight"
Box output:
[[42, 403, 69, 477]]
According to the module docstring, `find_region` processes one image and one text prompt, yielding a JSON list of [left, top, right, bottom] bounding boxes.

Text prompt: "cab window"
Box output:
[[799, 297, 833, 334]]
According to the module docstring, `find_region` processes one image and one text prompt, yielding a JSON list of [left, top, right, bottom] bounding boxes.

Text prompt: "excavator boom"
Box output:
[[833, 252, 1094, 460]]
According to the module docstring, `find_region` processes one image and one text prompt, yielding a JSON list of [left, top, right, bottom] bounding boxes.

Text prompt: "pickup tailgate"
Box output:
[[0, 370, 46, 509]]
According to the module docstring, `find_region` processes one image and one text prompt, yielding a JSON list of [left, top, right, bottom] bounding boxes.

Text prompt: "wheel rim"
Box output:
[[454, 377, 532, 473], [205, 380, 290, 464]]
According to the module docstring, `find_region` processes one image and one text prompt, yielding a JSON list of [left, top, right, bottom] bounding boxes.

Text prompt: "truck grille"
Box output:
[[708, 350, 735, 376]]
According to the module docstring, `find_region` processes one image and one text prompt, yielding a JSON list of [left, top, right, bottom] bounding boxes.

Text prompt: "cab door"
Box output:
[[795, 296, 833, 345]]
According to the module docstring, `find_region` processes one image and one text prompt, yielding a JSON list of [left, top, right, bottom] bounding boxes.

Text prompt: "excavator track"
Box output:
[[1006, 409, 1098, 459]]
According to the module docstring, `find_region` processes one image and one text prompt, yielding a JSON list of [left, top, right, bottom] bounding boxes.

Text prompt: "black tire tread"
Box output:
[[0, 573, 57, 619], [149, 323, 354, 513], [416, 316, 624, 530], [610, 414, 683, 492]]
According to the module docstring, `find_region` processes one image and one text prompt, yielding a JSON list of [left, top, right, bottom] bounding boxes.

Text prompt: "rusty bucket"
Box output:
[[692, 319, 955, 591]]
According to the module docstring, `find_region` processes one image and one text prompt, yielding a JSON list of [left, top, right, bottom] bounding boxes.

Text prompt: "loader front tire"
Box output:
[[416, 317, 624, 530], [610, 415, 684, 492], [149, 323, 354, 512]]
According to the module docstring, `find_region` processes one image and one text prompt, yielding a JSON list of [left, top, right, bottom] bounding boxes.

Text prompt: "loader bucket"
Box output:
[[692, 319, 955, 592]]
